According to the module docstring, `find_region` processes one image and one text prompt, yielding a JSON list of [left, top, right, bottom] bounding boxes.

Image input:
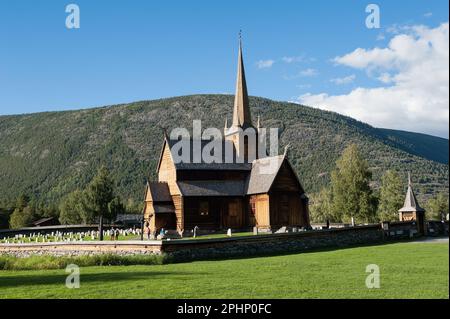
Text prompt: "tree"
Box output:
[[84, 167, 121, 240], [9, 206, 35, 229], [426, 193, 449, 221], [377, 170, 404, 222], [59, 190, 91, 225], [108, 197, 126, 220], [331, 144, 376, 223], [16, 193, 30, 210], [310, 187, 335, 223]]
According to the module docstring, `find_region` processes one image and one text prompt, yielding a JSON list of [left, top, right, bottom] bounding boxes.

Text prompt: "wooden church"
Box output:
[[143, 39, 310, 236]]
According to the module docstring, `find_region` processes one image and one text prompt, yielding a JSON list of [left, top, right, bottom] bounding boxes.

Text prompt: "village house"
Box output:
[[142, 39, 310, 236]]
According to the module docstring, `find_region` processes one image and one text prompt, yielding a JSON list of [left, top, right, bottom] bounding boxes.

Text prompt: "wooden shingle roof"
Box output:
[[177, 180, 245, 197], [398, 173, 425, 213], [145, 182, 172, 202], [165, 138, 252, 171], [245, 155, 285, 195]]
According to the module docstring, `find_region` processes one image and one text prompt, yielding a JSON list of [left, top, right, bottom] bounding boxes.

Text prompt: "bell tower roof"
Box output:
[[232, 33, 252, 128]]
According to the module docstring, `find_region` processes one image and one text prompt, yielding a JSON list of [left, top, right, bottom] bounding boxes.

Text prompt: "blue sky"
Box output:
[[0, 0, 448, 137]]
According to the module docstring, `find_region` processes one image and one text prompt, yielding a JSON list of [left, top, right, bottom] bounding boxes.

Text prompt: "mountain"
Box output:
[[377, 128, 448, 164], [0, 95, 448, 207]]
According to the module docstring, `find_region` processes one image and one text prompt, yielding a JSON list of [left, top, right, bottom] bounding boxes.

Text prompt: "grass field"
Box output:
[[0, 241, 448, 299]]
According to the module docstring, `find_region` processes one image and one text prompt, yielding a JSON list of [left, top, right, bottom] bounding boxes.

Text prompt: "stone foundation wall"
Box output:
[[0, 223, 423, 261], [0, 241, 162, 258], [161, 225, 384, 261]]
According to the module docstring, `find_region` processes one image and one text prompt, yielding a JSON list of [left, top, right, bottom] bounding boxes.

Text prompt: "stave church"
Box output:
[[143, 39, 310, 236]]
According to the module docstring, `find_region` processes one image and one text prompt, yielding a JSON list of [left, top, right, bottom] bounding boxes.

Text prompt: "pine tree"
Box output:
[[85, 166, 122, 240], [331, 144, 376, 223], [377, 170, 404, 222], [59, 190, 90, 225]]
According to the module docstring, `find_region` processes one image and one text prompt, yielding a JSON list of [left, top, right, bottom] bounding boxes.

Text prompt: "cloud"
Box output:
[[299, 68, 318, 77], [283, 68, 319, 80], [256, 59, 275, 69], [330, 74, 356, 85], [424, 12, 433, 18], [376, 33, 386, 41], [296, 23, 449, 138], [282, 56, 305, 63], [296, 84, 312, 89]]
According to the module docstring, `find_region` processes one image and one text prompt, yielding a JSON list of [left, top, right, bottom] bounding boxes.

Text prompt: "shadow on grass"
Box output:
[[0, 271, 204, 288]]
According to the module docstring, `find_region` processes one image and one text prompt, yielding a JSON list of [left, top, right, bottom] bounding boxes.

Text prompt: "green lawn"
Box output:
[[0, 242, 448, 299]]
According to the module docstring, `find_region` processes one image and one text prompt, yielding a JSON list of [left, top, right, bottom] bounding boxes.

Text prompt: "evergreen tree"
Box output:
[[9, 206, 35, 229], [331, 144, 376, 223], [108, 197, 126, 221], [84, 166, 122, 240], [378, 170, 404, 222], [59, 190, 90, 225], [15, 194, 30, 210]]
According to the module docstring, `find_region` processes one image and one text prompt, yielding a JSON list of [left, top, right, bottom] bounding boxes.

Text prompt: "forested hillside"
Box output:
[[0, 95, 448, 208]]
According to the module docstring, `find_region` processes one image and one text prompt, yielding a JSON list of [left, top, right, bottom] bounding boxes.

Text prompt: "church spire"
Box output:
[[399, 172, 425, 213], [232, 32, 252, 128]]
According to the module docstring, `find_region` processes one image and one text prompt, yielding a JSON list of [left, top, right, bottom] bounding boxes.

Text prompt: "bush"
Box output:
[[0, 253, 171, 270]]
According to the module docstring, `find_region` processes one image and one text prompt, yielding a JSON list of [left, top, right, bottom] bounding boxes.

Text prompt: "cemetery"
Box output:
[[0, 228, 141, 245]]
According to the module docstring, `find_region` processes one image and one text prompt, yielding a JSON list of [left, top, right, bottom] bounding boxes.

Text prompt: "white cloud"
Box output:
[[330, 74, 356, 85], [376, 33, 386, 41], [256, 59, 275, 69], [424, 12, 433, 18], [296, 23, 449, 138], [282, 56, 304, 63], [283, 68, 319, 80], [299, 68, 318, 77]]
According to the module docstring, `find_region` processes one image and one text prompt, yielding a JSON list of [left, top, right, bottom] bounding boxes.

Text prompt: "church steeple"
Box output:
[[232, 33, 252, 128]]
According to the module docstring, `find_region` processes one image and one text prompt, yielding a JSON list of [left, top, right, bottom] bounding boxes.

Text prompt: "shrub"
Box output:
[[0, 253, 171, 270]]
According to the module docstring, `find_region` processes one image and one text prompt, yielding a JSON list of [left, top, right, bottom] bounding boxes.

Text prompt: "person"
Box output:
[[110, 228, 115, 240], [115, 228, 120, 240], [144, 221, 150, 240]]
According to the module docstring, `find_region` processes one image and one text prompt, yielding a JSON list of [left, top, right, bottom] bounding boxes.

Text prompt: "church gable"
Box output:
[[157, 139, 180, 195], [270, 160, 304, 193]]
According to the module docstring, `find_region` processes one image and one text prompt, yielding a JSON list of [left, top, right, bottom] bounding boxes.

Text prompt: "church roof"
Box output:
[[145, 182, 172, 202], [173, 155, 293, 197], [165, 138, 252, 171], [177, 180, 245, 197], [245, 155, 285, 195], [232, 37, 252, 128], [398, 173, 425, 213]]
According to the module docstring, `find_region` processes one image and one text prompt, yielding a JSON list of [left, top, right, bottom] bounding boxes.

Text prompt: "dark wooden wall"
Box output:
[[183, 196, 246, 231], [269, 192, 308, 227], [268, 160, 309, 227]]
